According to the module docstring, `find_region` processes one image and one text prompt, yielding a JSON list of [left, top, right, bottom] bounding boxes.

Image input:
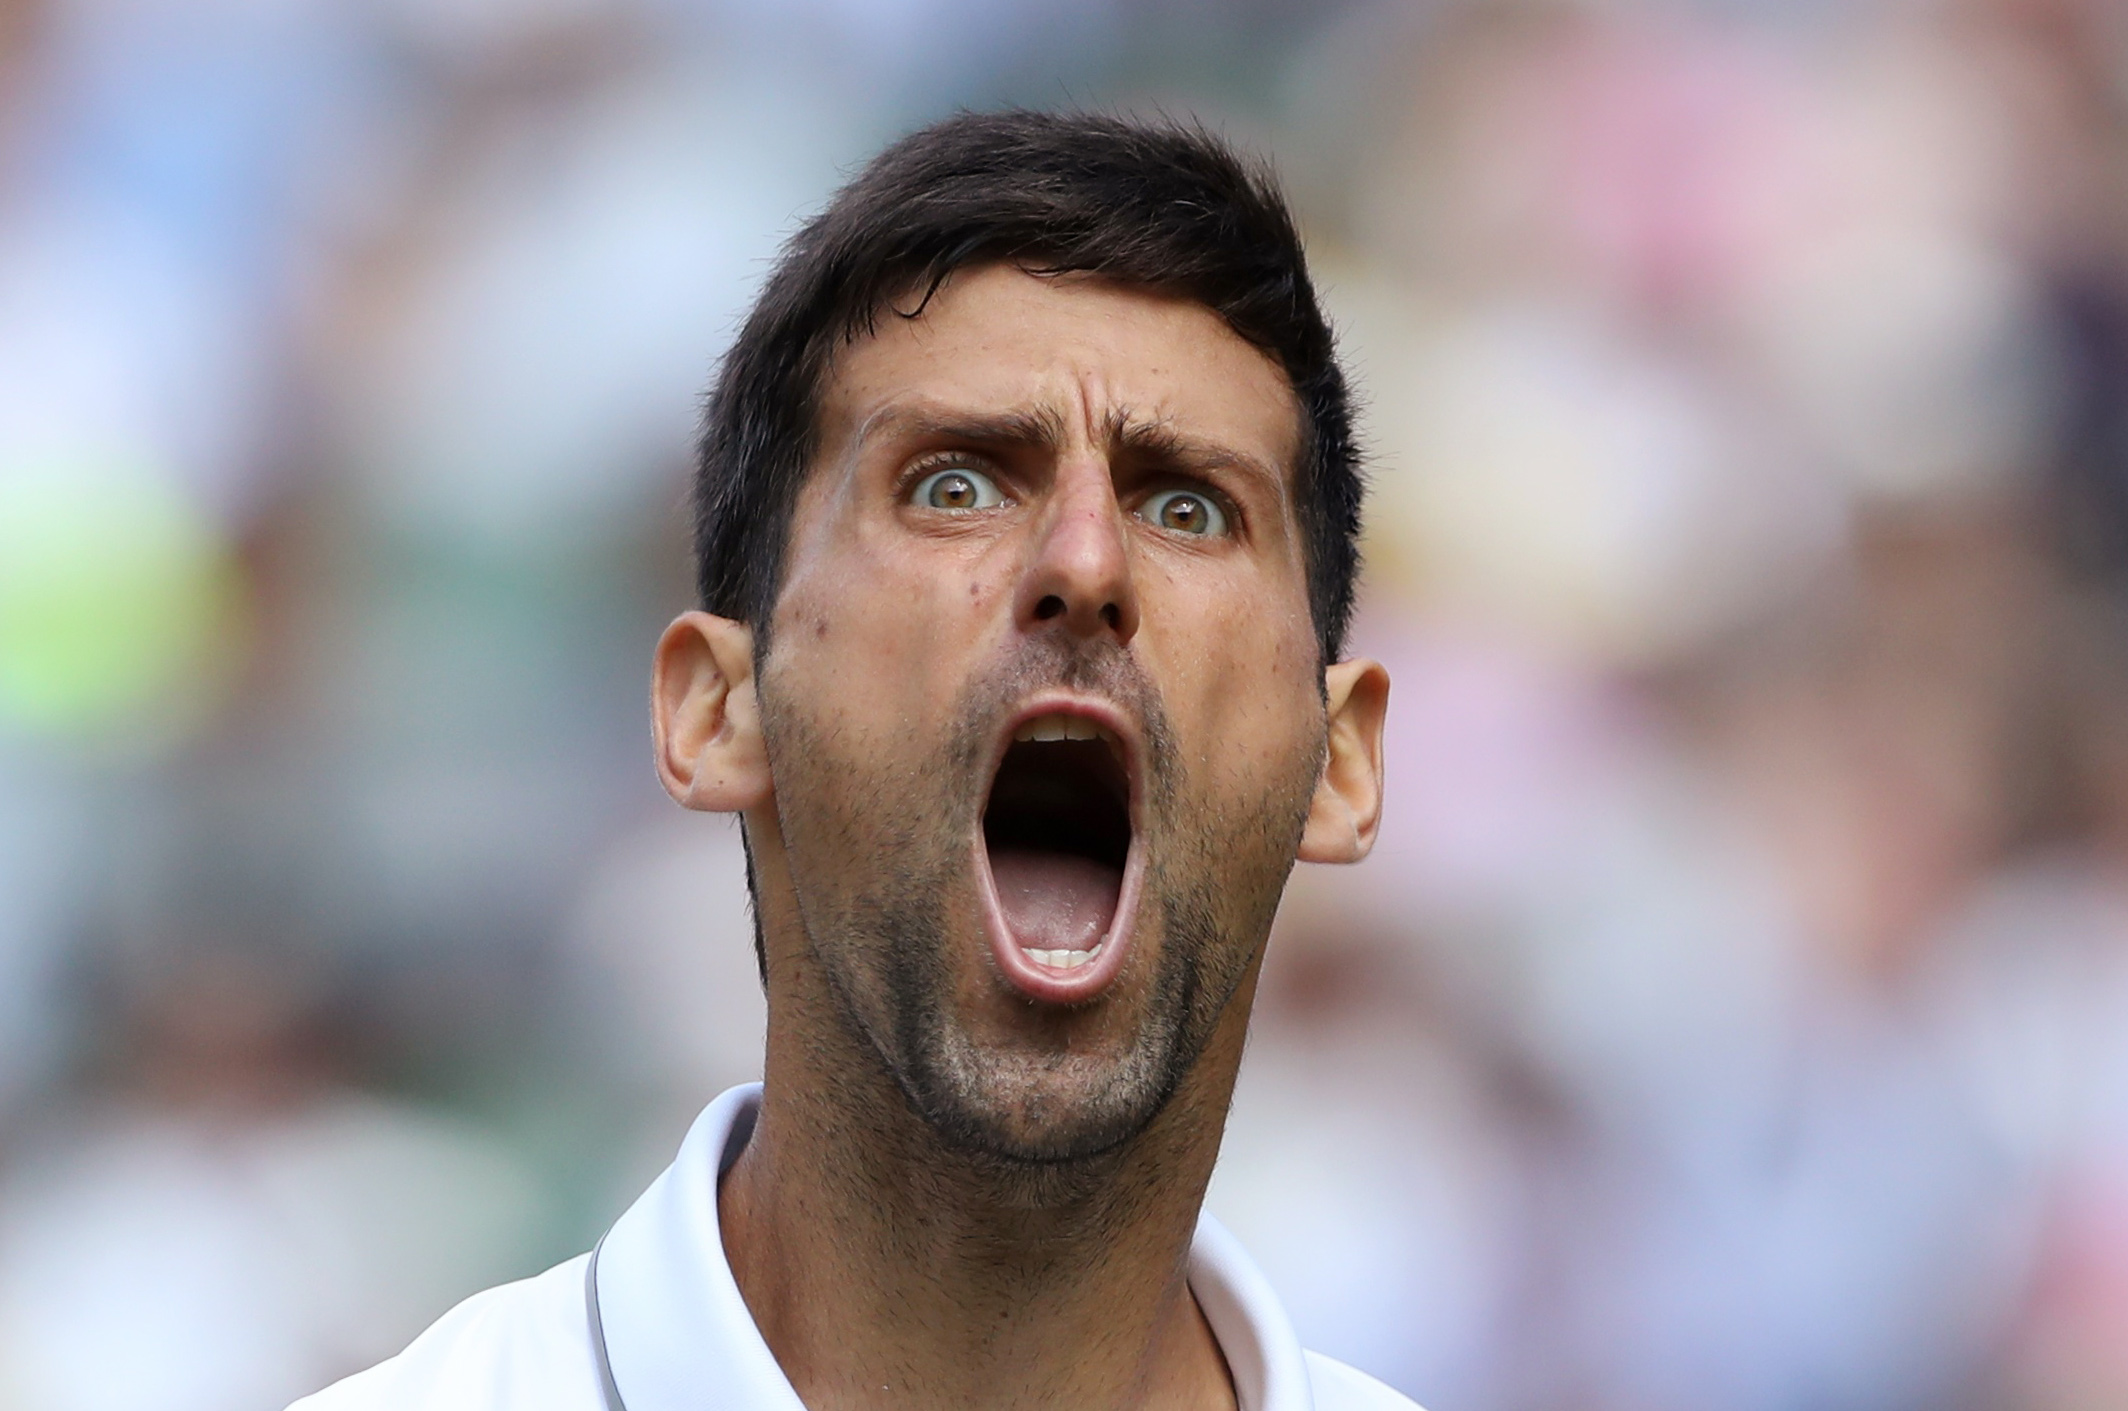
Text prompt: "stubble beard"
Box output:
[[762, 636, 1316, 1172]]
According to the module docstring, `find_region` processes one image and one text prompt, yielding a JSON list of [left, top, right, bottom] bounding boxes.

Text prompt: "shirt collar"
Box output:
[[593, 1083, 1314, 1411]]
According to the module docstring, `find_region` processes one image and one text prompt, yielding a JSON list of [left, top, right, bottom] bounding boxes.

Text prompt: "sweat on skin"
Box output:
[[649, 264, 1389, 1411]]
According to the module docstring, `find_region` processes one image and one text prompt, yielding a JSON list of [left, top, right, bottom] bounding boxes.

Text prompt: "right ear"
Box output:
[[651, 611, 772, 812]]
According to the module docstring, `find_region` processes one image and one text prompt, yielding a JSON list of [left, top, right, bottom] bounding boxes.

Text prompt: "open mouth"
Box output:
[[980, 708, 1138, 994]]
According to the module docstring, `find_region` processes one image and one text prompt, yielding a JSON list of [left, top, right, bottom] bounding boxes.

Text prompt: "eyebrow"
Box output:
[[854, 402, 1287, 496], [1107, 415, 1285, 496], [856, 404, 1071, 454]]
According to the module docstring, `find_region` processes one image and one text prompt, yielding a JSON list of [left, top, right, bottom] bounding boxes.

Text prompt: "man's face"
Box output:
[[755, 265, 1329, 1162]]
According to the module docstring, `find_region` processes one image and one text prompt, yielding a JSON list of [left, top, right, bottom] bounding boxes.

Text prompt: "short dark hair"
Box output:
[[692, 108, 1364, 663]]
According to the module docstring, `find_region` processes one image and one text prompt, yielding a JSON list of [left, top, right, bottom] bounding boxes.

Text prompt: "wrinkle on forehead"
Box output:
[[826, 267, 1299, 452], [1072, 369, 1111, 448]]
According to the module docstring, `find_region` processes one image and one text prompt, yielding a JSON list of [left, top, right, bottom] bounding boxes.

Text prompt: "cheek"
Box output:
[[1158, 590, 1324, 804], [773, 526, 1003, 724]]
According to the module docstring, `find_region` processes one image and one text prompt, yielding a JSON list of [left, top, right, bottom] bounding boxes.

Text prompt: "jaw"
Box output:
[[747, 677, 1284, 1170], [745, 628, 1305, 1173]]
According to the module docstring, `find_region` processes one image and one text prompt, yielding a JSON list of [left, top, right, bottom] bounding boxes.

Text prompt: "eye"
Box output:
[[1138, 489, 1228, 537], [911, 465, 1005, 511]]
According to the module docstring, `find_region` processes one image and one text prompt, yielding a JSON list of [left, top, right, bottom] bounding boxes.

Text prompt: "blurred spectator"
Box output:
[[0, 840, 546, 1410]]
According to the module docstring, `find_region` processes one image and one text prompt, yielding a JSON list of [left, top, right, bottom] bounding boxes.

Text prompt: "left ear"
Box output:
[[1297, 657, 1389, 864]]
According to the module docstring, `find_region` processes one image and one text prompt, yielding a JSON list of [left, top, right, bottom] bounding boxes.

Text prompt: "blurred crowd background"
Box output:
[[3, 0, 2127, 1407]]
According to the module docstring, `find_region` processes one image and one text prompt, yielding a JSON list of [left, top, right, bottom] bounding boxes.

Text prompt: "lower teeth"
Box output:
[[1024, 945, 1099, 970]]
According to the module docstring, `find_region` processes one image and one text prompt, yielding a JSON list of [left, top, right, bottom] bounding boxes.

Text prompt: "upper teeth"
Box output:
[[1014, 714, 1110, 743]]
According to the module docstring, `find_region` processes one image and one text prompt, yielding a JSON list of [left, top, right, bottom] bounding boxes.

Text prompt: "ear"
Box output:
[[651, 611, 772, 812], [1297, 657, 1389, 865]]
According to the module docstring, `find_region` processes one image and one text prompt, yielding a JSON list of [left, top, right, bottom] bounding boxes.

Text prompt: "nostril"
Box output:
[[1100, 603, 1121, 629], [1034, 595, 1066, 622]]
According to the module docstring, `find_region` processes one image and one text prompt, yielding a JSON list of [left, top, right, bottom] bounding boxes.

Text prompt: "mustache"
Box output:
[[943, 634, 1176, 798]]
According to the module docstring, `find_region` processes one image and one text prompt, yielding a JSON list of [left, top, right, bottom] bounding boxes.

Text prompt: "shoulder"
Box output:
[[1304, 1350, 1427, 1411], [288, 1255, 601, 1411]]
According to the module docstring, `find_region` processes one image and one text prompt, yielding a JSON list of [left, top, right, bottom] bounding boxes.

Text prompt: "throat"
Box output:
[[732, 934, 1249, 1411], [721, 1100, 1235, 1411]]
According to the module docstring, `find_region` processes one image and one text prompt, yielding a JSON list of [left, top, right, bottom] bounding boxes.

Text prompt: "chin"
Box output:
[[876, 882, 1249, 1169], [898, 1026, 1186, 1166]]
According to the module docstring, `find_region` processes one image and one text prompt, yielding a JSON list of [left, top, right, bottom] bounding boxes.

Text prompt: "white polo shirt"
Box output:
[[290, 1084, 1420, 1411]]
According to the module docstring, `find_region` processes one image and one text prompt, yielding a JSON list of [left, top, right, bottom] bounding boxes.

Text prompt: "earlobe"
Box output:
[[651, 611, 773, 813], [1297, 657, 1389, 865]]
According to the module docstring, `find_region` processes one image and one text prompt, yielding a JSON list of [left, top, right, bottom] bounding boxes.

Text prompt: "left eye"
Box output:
[[1138, 489, 1228, 537], [911, 466, 1005, 511]]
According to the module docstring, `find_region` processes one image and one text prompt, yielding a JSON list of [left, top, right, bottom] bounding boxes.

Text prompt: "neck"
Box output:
[[718, 937, 1252, 1411]]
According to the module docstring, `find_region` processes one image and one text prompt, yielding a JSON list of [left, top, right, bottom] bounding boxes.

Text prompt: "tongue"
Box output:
[[989, 848, 1121, 953]]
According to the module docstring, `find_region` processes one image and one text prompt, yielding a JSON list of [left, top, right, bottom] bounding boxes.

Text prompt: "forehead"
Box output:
[[815, 264, 1303, 471]]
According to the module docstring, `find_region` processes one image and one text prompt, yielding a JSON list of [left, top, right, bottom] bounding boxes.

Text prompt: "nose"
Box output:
[[1013, 456, 1140, 645]]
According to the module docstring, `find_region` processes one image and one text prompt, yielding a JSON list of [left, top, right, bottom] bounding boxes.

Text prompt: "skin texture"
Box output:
[[651, 265, 1389, 1411]]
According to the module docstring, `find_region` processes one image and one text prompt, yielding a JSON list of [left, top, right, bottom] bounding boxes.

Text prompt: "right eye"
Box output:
[[911, 466, 1006, 511]]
